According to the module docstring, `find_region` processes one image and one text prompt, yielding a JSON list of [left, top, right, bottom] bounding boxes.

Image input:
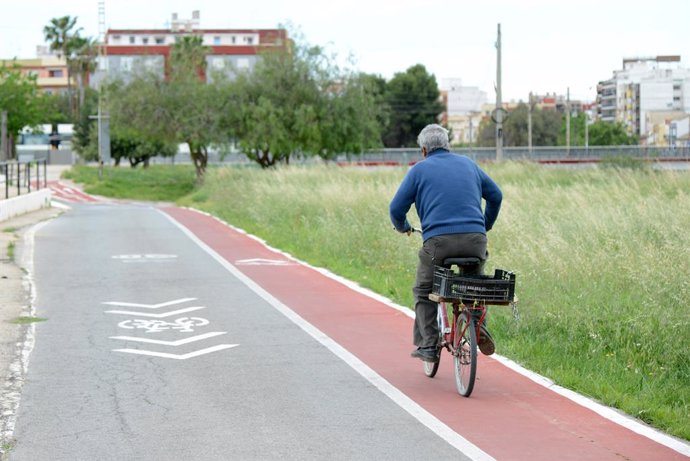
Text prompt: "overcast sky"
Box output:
[[2, 0, 689, 102]]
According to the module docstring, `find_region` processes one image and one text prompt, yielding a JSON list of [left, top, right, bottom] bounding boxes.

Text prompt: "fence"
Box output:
[[15, 144, 690, 168], [341, 145, 690, 164], [1, 159, 49, 200]]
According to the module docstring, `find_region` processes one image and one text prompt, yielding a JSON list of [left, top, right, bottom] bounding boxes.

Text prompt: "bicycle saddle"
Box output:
[[442, 257, 481, 267]]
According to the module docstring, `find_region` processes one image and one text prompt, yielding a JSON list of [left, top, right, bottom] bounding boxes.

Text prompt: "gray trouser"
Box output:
[[413, 233, 488, 348]]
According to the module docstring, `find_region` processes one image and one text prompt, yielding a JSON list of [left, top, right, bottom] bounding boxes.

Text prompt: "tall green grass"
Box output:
[[62, 165, 197, 201], [179, 162, 689, 440], [66, 162, 689, 439]]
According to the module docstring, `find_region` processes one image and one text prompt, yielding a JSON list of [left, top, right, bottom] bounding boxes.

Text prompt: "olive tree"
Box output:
[[226, 40, 383, 167], [107, 37, 225, 181]]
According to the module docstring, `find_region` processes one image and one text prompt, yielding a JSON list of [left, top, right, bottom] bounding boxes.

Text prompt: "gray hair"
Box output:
[[417, 124, 450, 152]]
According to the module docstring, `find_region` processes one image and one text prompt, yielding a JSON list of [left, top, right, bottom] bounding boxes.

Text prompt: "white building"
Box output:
[[90, 11, 287, 87], [439, 79, 487, 145], [596, 56, 690, 142]]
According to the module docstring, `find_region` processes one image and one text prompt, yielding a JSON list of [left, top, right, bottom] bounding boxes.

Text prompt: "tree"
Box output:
[[169, 36, 209, 78], [317, 72, 384, 161], [0, 65, 46, 158], [107, 38, 222, 181], [382, 64, 444, 147], [71, 88, 98, 157], [68, 36, 98, 115], [227, 40, 383, 167], [476, 104, 562, 147], [587, 121, 638, 146], [43, 16, 81, 116]]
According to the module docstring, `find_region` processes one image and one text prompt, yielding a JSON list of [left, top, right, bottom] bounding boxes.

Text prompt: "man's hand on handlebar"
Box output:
[[394, 226, 421, 236]]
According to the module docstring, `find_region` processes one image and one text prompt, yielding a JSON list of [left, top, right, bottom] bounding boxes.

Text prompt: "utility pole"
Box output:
[[585, 110, 589, 155], [527, 92, 533, 157], [0, 111, 7, 161], [566, 87, 571, 155], [96, 0, 111, 178], [495, 23, 503, 161]]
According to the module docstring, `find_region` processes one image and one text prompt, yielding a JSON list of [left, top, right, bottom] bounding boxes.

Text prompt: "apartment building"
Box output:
[[439, 79, 487, 145], [0, 55, 70, 94], [595, 56, 690, 142], [90, 11, 288, 87]]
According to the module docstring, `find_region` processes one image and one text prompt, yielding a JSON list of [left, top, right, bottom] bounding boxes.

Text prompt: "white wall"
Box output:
[[0, 190, 52, 222]]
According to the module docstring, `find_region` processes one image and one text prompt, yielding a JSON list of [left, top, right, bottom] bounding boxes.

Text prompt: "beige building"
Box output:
[[645, 111, 690, 146], [1, 56, 70, 94]]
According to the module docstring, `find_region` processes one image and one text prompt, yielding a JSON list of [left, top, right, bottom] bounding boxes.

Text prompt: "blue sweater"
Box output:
[[389, 149, 503, 240]]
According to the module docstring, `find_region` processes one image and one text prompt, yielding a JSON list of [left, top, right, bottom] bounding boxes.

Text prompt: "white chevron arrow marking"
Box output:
[[113, 344, 239, 360], [104, 306, 206, 318], [102, 298, 197, 309], [235, 258, 293, 266], [109, 331, 227, 346]]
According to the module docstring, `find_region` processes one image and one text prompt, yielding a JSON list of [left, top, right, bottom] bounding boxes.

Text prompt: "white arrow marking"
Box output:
[[113, 344, 239, 360], [235, 258, 293, 266], [102, 297, 196, 309], [109, 331, 227, 346], [104, 306, 206, 318]]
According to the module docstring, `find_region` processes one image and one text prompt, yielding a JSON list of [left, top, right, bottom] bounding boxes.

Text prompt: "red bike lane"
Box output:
[[162, 207, 689, 461]]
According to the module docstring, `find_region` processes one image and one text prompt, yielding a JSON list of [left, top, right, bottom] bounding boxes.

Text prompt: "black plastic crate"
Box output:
[[431, 267, 516, 305]]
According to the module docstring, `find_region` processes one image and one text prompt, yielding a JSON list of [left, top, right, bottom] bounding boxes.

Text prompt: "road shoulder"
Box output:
[[0, 207, 63, 455]]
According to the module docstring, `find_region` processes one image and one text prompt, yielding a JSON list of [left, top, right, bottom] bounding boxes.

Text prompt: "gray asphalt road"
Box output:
[[8, 203, 467, 461]]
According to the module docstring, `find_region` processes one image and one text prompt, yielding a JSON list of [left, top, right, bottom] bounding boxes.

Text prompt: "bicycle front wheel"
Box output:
[[453, 311, 477, 397], [423, 350, 440, 377]]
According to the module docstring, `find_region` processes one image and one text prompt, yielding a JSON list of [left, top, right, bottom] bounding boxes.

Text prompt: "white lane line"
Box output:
[[103, 297, 196, 309], [183, 208, 690, 458], [1, 220, 53, 444], [113, 344, 238, 360], [104, 306, 206, 318], [110, 331, 227, 346], [160, 209, 494, 461]]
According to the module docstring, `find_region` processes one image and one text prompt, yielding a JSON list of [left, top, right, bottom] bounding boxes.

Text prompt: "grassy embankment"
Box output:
[[65, 162, 690, 440]]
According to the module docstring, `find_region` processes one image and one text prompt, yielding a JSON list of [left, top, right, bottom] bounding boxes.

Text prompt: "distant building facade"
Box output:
[[0, 55, 69, 94], [90, 11, 288, 87], [439, 79, 487, 145], [596, 56, 690, 143]]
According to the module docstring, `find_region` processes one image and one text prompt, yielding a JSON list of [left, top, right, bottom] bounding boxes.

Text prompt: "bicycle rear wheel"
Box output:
[[453, 311, 477, 397]]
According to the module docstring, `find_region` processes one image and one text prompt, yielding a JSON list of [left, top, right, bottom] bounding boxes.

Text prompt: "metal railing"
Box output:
[[1, 159, 48, 200], [338, 145, 690, 164]]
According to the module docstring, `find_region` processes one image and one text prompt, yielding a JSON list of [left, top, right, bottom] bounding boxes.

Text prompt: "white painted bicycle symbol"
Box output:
[[118, 317, 210, 333]]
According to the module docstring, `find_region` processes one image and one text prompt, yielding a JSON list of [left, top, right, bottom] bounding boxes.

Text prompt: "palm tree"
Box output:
[[43, 16, 81, 116], [68, 36, 98, 115], [169, 35, 210, 80]]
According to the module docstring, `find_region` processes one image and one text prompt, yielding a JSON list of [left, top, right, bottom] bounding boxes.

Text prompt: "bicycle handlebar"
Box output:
[[393, 226, 422, 235]]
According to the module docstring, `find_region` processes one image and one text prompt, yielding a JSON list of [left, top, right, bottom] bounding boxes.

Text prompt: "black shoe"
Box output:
[[478, 324, 495, 356], [411, 347, 439, 362]]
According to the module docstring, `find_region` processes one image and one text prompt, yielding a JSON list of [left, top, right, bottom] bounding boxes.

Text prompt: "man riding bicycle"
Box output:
[[389, 124, 503, 363]]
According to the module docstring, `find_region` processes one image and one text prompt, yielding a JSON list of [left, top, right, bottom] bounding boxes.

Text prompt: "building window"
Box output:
[[213, 36, 221, 45], [211, 57, 225, 69], [129, 36, 135, 44], [112, 35, 121, 44], [245, 37, 254, 45], [48, 69, 64, 77], [231, 36, 236, 44], [121, 57, 134, 71], [142, 37, 149, 45], [155, 37, 165, 44]]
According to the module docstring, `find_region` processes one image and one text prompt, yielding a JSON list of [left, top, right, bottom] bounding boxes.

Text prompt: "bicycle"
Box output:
[[404, 228, 516, 397], [428, 260, 516, 397]]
